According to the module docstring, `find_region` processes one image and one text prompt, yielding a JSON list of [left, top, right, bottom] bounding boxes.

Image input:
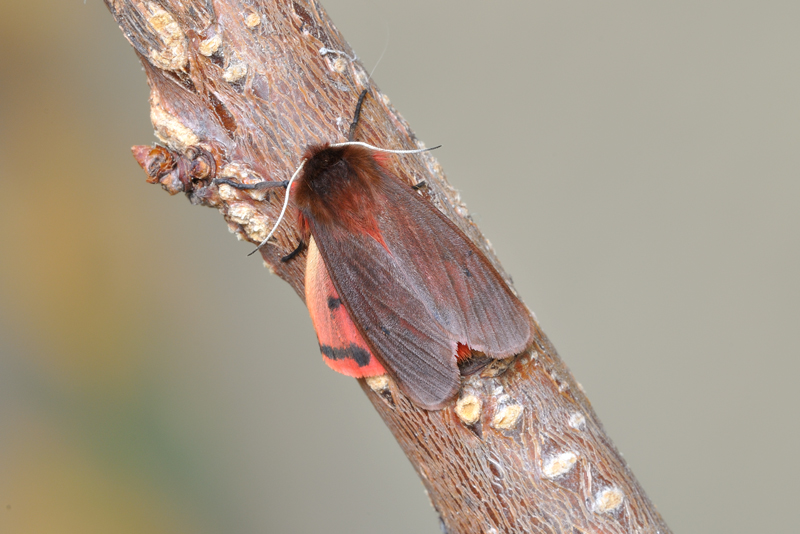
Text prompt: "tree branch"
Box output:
[[106, 1, 671, 532]]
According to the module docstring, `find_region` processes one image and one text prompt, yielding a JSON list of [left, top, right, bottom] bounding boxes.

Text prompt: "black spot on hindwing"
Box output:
[[327, 296, 342, 310], [320, 343, 372, 367]]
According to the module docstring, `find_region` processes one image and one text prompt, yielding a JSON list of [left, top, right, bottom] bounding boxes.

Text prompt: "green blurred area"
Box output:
[[1, 3, 442, 533], [1, 2, 798, 534], [0, 3, 241, 533]]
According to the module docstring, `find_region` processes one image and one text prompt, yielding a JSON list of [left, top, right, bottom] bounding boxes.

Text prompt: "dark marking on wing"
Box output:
[[327, 296, 342, 310], [320, 344, 372, 367]]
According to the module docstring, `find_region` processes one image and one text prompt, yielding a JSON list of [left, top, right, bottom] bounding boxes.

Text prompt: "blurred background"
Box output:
[[1, 1, 798, 533]]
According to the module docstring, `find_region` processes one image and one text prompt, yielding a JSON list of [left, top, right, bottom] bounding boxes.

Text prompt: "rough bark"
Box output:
[[106, 1, 672, 532]]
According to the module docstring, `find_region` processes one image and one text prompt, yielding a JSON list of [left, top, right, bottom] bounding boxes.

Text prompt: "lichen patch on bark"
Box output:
[[593, 487, 625, 513], [150, 93, 199, 149], [491, 403, 523, 430], [199, 34, 222, 57], [542, 451, 578, 478], [455, 394, 482, 426], [137, 2, 187, 71]]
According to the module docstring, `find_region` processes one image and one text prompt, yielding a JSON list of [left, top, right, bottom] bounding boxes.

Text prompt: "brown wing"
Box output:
[[305, 237, 387, 378], [309, 170, 534, 409]]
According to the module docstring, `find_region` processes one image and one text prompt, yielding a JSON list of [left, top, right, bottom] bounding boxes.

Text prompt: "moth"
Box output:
[[217, 91, 534, 409]]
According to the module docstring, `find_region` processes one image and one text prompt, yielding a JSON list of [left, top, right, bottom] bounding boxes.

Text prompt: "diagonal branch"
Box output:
[[106, 1, 671, 532]]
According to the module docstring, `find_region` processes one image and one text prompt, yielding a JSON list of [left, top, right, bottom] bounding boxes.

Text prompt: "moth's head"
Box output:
[[299, 144, 346, 185], [293, 144, 383, 231], [297, 143, 379, 194]]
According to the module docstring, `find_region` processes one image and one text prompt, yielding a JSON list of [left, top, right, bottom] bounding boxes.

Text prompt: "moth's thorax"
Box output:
[[294, 144, 386, 238]]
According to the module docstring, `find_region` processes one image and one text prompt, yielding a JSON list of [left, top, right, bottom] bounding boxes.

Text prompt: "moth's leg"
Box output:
[[347, 89, 369, 141], [212, 178, 289, 190], [281, 240, 306, 263]]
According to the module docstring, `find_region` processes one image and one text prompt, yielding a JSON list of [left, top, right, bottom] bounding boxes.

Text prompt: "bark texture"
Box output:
[[106, 1, 672, 532]]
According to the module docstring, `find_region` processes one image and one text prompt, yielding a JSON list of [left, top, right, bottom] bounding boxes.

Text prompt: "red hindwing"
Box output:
[[305, 237, 387, 378]]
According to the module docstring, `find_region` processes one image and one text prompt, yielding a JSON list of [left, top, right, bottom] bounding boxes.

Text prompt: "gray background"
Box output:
[[1, 1, 797, 533]]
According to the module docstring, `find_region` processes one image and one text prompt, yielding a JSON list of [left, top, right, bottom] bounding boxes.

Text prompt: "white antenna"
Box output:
[[368, 24, 390, 81], [328, 141, 441, 154], [248, 159, 307, 256]]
